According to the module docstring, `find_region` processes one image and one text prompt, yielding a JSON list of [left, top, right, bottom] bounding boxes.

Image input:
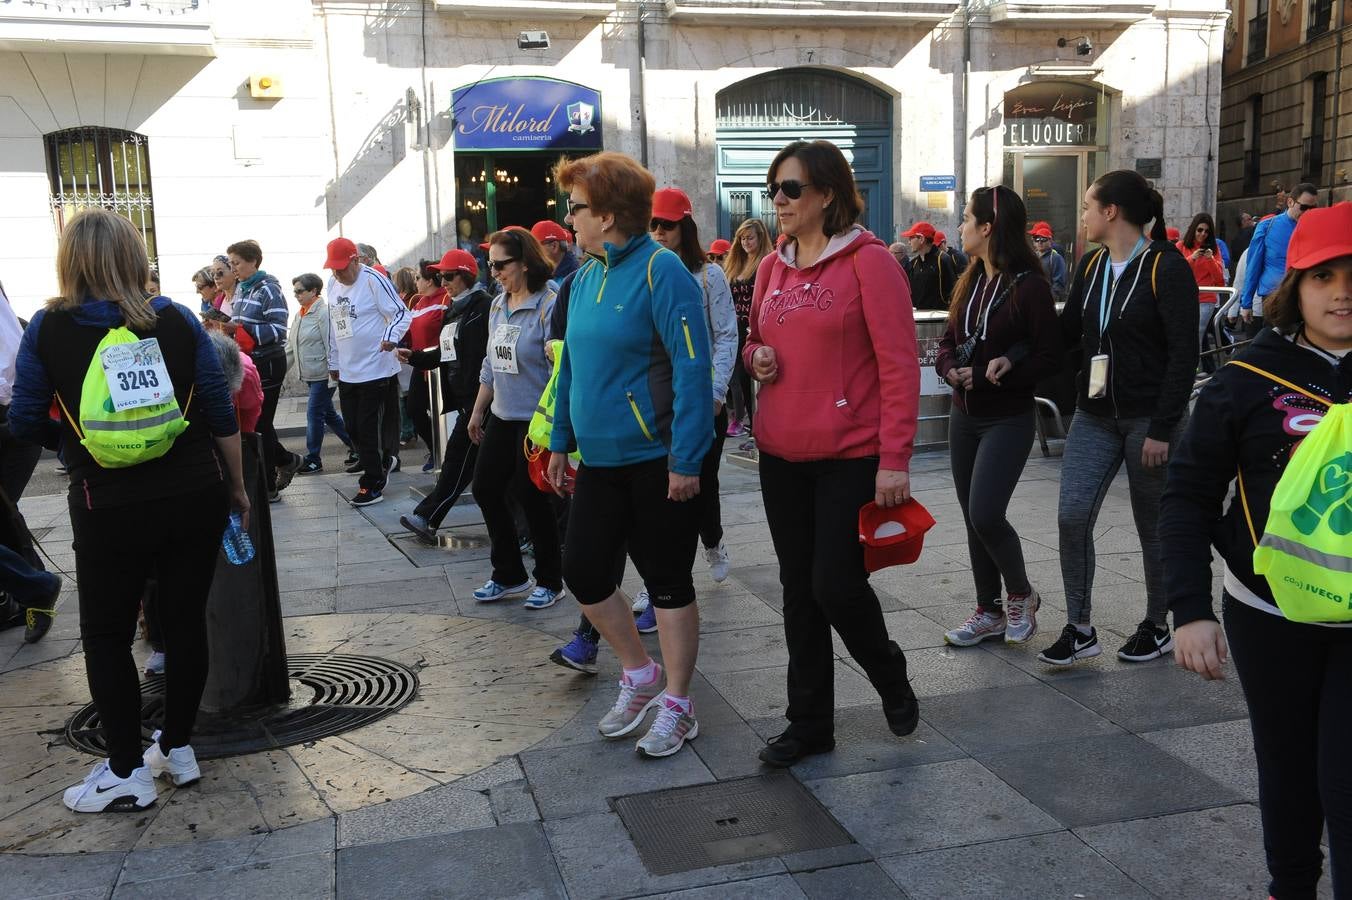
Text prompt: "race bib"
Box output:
[[101, 338, 173, 411], [440, 322, 459, 363], [335, 307, 353, 341], [491, 324, 522, 375]]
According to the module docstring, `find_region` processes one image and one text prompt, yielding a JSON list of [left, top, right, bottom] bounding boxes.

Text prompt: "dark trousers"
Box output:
[[699, 408, 728, 549], [407, 370, 434, 453], [759, 452, 911, 739], [338, 376, 400, 492], [1226, 595, 1352, 900], [252, 348, 294, 491], [949, 406, 1034, 609], [471, 414, 561, 590], [563, 458, 699, 608], [72, 483, 229, 776], [413, 407, 478, 528], [727, 321, 755, 427]]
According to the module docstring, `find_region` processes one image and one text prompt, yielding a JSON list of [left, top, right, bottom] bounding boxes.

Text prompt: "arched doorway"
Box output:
[[715, 69, 892, 241]]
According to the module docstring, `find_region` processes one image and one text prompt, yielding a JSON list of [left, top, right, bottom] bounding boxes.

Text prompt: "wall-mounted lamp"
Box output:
[[1057, 36, 1094, 57]]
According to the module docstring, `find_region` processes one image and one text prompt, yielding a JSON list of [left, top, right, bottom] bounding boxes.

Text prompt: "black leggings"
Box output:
[[252, 348, 293, 491], [73, 482, 229, 776], [413, 406, 477, 529], [471, 414, 561, 590], [407, 370, 434, 454], [1225, 594, 1352, 900], [948, 405, 1034, 610], [563, 458, 700, 609], [699, 408, 728, 549]]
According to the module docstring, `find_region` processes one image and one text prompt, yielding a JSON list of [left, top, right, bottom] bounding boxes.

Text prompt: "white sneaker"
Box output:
[[143, 729, 201, 787], [706, 542, 731, 583], [631, 589, 651, 614], [144, 650, 165, 675], [62, 760, 157, 813]]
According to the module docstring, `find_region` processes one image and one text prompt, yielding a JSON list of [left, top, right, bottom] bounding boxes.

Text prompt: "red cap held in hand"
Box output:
[[858, 500, 935, 572]]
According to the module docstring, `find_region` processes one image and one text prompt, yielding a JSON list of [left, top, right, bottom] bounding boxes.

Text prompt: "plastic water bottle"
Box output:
[[222, 512, 255, 565]]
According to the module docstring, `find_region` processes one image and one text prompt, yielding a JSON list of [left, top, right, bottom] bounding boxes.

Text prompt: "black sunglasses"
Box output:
[[650, 219, 680, 232], [767, 180, 812, 200], [488, 258, 519, 272], [1298, 202, 1318, 212], [566, 199, 589, 216]]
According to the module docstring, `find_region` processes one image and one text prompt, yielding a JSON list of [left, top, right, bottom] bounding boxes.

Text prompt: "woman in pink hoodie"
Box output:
[[744, 140, 922, 768]]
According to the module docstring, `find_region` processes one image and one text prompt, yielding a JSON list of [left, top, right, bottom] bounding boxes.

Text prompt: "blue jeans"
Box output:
[[305, 380, 352, 463], [0, 542, 58, 605]]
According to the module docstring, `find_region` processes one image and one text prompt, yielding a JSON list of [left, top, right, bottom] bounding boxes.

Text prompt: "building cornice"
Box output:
[[663, 0, 959, 25]]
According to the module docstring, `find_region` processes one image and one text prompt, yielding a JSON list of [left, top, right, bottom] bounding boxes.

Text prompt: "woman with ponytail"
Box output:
[[935, 186, 1062, 649], [1041, 171, 1199, 667]]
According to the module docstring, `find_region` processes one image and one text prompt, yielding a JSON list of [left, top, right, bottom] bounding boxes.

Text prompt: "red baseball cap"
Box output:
[[1166, 226, 1181, 242], [933, 231, 947, 245], [428, 248, 478, 278], [531, 220, 571, 244], [902, 221, 936, 241], [652, 187, 693, 222], [1287, 202, 1352, 270], [1028, 221, 1053, 239], [709, 238, 732, 255], [324, 237, 359, 270], [858, 500, 935, 572]]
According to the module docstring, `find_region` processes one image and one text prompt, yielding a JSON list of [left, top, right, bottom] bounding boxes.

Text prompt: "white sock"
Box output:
[[664, 693, 692, 714], [624, 659, 660, 685]]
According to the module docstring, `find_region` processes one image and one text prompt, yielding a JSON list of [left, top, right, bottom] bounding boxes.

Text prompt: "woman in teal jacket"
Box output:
[[547, 151, 713, 759]]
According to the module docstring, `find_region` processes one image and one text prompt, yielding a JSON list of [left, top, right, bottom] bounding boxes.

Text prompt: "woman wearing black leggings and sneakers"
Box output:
[[1162, 204, 1352, 900], [1043, 170, 1198, 666], [936, 186, 1061, 648]]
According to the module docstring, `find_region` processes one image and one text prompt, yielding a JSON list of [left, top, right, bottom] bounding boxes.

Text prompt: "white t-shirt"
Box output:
[[326, 265, 410, 384]]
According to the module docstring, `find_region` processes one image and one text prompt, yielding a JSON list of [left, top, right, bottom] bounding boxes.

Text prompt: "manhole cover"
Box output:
[[613, 773, 853, 875], [64, 653, 418, 760]]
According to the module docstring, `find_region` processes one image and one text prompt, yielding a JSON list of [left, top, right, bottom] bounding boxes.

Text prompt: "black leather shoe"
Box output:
[[884, 692, 920, 737], [757, 732, 835, 768], [0, 596, 23, 632]]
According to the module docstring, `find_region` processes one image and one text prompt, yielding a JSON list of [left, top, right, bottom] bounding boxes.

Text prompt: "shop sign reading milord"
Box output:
[[451, 78, 603, 152], [1003, 82, 1099, 148]]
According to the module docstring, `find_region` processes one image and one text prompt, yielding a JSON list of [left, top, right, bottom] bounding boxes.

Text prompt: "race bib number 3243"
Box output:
[[101, 338, 173, 411]]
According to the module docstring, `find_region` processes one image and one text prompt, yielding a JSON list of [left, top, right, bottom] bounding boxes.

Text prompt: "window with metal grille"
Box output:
[[1247, 3, 1268, 64], [44, 127, 159, 271], [1303, 73, 1328, 182], [1307, 0, 1333, 39]]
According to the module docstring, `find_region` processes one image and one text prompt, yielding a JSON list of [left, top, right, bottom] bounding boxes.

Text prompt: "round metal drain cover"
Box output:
[[64, 653, 419, 760]]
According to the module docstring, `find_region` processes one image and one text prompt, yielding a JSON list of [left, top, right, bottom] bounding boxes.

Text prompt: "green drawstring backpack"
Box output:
[[1231, 360, 1352, 622], [56, 326, 191, 469]]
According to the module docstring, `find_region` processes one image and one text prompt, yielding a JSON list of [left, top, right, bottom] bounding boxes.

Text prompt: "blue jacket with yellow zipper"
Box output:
[[550, 233, 712, 476]]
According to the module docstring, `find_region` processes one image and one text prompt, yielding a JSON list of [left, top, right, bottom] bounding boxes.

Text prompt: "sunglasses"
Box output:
[[650, 219, 680, 232], [767, 180, 812, 200], [1032, 236, 1050, 243], [1298, 202, 1318, 212], [488, 258, 519, 272], [566, 199, 589, 216]]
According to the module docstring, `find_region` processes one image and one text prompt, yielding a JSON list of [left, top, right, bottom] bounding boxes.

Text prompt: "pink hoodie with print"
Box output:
[[742, 227, 919, 471]]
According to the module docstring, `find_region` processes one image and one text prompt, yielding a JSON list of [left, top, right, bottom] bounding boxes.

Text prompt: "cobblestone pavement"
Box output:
[[2, 441, 1319, 900]]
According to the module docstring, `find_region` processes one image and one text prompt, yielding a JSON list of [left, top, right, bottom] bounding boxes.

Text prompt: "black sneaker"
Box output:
[[344, 457, 364, 474], [297, 460, 323, 475], [1038, 624, 1102, 666], [758, 732, 835, 768], [1117, 619, 1174, 662], [387, 456, 401, 474], [350, 488, 383, 507], [399, 513, 437, 546], [275, 453, 302, 492], [23, 576, 59, 644]]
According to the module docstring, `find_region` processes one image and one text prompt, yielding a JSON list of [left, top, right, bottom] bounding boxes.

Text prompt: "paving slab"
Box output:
[[10, 849, 126, 900], [878, 830, 1151, 900], [336, 822, 565, 900], [640, 874, 808, 899], [804, 759, 1061, 857], [978, 732, 1242, 828], [1047, 662, 1249, 731], [1142, 717, 1260, 801], [118, 819, 335, 883], [335, 784, 495, 848], [705, 661, 877, 722], [520, 739, 716, 819], [919, 681, 1125, 754], [792, 862, 904, 899], [544, 810, 786, 900]]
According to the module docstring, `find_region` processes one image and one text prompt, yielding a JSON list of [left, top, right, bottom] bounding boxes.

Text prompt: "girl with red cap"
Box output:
[[1161, 203, 1352, 900]]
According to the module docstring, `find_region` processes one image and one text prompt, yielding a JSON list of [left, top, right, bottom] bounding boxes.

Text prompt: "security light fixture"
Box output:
[[518, 31, 550, 50], [1057, 36, 1093, 57]]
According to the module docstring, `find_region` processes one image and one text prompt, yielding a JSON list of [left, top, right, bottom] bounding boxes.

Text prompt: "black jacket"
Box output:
[[1160, 329, 1352, 626], [903, 249, 956, 311], [407, 286, 491, 410], [1059, 240, 1199, 440]]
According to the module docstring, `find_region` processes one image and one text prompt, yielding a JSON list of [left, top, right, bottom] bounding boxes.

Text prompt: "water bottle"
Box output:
[[222, 512, 255, 565]]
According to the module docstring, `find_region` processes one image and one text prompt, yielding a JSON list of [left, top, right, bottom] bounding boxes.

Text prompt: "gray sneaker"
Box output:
[[598, 665, 664, 738], [944, 608, 1006, 647], [1004, 590, 1041, 644], [636, 694, 699, 758]]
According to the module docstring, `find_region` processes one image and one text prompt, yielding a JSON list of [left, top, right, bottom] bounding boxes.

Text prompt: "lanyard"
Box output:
[[1096, 237, 1147, 343]]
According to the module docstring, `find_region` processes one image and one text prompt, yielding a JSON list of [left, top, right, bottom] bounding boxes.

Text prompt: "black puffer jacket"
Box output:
[[1160, 328, 1352, 626], [407, 285, 491, 410], [1059, 241, 1198, 440]]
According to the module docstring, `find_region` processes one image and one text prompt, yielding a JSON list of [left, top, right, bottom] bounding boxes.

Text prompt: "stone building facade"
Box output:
[[0, 0, 1226, 318], [1216, 0, 1351, 236]]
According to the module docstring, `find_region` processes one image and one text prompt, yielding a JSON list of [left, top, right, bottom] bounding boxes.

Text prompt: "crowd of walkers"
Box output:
[[6, 133, 1350, 900]]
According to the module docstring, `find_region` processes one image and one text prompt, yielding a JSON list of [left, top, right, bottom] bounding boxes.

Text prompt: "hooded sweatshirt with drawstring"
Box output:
[[742, 226, 920, 471]]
